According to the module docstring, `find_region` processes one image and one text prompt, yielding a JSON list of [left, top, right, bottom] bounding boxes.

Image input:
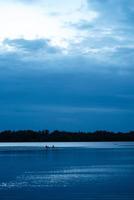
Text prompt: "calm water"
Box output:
[[0, 142, 134, 200]]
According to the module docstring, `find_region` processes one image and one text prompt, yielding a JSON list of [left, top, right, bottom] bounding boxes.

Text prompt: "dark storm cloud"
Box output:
[[0, 50, 134, 131]]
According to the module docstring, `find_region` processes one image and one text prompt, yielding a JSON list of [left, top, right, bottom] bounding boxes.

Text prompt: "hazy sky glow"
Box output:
[[0, 0, 134, 131]]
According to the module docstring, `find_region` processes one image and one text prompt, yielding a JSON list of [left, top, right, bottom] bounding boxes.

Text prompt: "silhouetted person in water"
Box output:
[[44, 145, 55, 149]]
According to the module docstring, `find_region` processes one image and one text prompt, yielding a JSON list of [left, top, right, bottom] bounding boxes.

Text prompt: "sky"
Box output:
[[0, 0, 134, 132]]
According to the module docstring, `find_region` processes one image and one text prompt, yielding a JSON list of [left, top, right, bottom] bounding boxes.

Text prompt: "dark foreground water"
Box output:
[[0, 142, 134, 200]]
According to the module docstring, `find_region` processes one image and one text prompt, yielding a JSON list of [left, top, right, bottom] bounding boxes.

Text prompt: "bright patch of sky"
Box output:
[[0, 0, 133, 66], [0, 0, 98, 50]]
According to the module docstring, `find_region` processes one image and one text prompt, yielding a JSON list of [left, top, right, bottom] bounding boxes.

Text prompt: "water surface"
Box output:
[[0, 142, 134, 200]]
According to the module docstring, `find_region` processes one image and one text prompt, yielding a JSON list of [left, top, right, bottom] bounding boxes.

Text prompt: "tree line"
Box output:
[[0, 130, 134, 142]]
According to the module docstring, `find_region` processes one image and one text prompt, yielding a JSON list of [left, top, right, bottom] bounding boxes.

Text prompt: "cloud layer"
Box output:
[[0, 0, 134, 131]]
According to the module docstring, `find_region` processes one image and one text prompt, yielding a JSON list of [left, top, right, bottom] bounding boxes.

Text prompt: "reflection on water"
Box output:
[[0, 165, 134, 189], [0, 142, 134, 150], [0, 142, 134, 200]]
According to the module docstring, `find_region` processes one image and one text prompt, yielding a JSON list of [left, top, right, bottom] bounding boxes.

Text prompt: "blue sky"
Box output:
[[0, 0, 134, 131]]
